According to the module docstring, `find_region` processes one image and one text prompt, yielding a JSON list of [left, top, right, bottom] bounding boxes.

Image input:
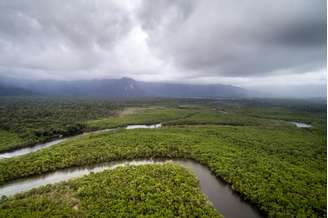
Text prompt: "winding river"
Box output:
[[0, 123, 162, 160], [1, 120, 310, 160], [0, 159, 263, 218], [0, 123, 264, 217]]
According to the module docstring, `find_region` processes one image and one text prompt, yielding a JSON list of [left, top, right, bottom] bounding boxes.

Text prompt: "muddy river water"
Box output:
[[0, 124, 161, 159], [0, 123, 264, 217], [0, 159, 263, 218]]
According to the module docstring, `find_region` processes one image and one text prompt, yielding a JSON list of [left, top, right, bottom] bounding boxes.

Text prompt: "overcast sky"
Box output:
[[0, 0, 326, 96]]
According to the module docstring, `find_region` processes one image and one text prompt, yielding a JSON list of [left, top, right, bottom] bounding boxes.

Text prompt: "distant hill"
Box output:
[[138, 80, 246, 98], [0, 84, 37, 96], [0, 77, 247, 98], [22, 77, 145, 97]]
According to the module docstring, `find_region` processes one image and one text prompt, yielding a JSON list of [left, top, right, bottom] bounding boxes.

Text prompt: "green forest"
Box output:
[[0, 97, 326, 217], [0, 164, 221, 217]]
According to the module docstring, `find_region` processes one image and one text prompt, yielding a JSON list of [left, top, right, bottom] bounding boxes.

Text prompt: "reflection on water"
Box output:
[[0, 160, 157, 197], [177, 160, 262, 218], [0, 123, 162, 159], [0, 159, 263, 218], [126, 123, 162, 129], [289, 121, 312, 128], [0, 139, 67, 160]]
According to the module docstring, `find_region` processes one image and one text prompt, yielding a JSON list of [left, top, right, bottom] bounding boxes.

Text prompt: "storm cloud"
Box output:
[[0, 0, 326, 95], [138, 0, 326, 77]]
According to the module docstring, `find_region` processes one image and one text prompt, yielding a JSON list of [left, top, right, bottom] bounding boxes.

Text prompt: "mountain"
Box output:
[[23, 77, 145, 97], [138, 81, 246, 98], [0, 77, 247, 98], [0, 83, 37, 96]]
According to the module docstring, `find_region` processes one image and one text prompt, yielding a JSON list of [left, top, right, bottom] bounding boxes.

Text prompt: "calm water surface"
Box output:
[[0, 139, 67, 160], [0, 159, 263, 218], [0, 124, 161, 159], [126, 123, 162, 129], [289, 121, 312, 128]]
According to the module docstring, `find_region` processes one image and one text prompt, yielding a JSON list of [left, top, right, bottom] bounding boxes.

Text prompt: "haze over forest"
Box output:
[[0, 0, 326, 98]]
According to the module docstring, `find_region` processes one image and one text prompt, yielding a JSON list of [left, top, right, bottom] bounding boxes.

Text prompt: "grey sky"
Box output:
[[0, 0, 326, 94]]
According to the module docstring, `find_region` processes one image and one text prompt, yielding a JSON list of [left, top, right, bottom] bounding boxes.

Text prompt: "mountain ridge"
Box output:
[[0, 77, 248, 98]]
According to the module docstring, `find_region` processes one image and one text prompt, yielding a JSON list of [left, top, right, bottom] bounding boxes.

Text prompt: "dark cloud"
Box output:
[[0, 0, 326, 94], [138, 0, 326, 77], [0, 0, 134, 71]]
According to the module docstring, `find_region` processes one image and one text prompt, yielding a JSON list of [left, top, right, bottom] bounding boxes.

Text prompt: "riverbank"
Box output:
[[0, 159, 263, 218], [0, 123, 161, 159], [0, 125, 325, 217], [0, 163, 222, 217]]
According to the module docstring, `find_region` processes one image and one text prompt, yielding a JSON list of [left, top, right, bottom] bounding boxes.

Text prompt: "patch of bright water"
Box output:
[[289, 121, 312, 128], [0, 124, 161, 159]]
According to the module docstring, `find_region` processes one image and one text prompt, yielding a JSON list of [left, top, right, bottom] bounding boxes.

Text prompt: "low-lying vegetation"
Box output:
[[0, 124, 325, 217], [1, 97, 324, 152], [0, 97, 199, 152], [86, 107, 196, 130], [164, 108, 287, 127], [0, 97, 326, 217], [0, 97, 122, 152], [0, 164, 221, 217], [0, 130, 24, 152]]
